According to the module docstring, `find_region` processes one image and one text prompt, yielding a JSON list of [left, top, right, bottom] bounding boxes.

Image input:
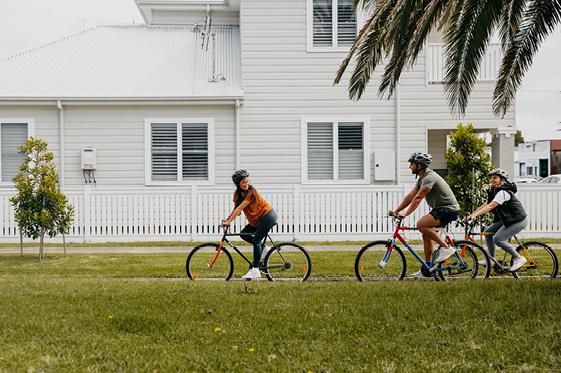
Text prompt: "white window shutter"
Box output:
[[338, 123, 363, 179], [308, 122, 334, 180], [182, 123, 208, 180], [313, 0, 333, 47], [1, 123, 27, 182], [337, 0, 356, 47], [151, 123, 178, 181]]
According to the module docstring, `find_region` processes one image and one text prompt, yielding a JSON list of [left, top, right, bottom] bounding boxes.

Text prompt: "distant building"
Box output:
[[518, 140, 561, 178]]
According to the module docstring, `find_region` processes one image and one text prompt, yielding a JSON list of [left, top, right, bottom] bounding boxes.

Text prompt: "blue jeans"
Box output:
[[240, 208, 277, 267]]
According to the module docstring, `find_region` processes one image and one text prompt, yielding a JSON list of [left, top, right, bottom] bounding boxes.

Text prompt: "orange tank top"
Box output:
[[233, 188, 273, 227]]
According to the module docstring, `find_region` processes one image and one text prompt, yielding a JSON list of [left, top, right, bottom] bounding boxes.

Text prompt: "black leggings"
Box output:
[[240, 208, 277, 267]]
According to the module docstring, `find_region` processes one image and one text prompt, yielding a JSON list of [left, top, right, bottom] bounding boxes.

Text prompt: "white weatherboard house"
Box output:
[[0, 0, 558, 242]]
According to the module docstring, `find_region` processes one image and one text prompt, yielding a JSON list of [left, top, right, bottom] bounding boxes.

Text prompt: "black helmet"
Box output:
[[407, 152, 432, 168], [489, 168, 508, 180], [232, 169, 249, 184]]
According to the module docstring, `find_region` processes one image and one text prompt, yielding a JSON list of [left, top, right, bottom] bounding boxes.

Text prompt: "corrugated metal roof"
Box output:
[[0, 24, 243, 99]]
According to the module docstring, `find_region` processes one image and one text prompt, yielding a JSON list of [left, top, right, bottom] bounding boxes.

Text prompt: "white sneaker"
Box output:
[[410, 270, 423, 278], [262, 245, 271, 258], [510, 257, 527, 272], [435, 246, 457, 263], [478, 260, 494, 268], [242, 268, 262, 279]]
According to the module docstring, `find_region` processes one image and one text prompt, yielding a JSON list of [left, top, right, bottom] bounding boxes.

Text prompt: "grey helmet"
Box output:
[[232, 169, 249, 184], [407, 152, 432, 168], [489, 168, 508, 180]]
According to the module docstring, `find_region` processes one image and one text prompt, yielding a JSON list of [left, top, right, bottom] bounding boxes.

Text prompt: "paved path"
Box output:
[[0, 243, 559, 254]]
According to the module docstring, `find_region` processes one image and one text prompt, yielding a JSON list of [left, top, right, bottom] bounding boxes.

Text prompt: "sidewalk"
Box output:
[[1, 243, 558, 254]]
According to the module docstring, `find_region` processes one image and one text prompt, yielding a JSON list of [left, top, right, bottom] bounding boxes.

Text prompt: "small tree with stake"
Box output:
[[10, 137, 74, 260], [445, 124, 493, 232]]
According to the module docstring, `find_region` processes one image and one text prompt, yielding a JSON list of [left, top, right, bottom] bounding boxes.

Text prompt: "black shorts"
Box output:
[[429, 207, 460, 227]]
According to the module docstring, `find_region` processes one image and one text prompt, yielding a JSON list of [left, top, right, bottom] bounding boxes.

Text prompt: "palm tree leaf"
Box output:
[[493, 0, 561, 117], [443, 0, 502, 117]]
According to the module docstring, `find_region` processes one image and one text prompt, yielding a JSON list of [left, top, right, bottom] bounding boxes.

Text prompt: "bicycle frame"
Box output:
[[208, 226, 286, 271], [385, 216, 469, 273], [464, 220, 519, 271]]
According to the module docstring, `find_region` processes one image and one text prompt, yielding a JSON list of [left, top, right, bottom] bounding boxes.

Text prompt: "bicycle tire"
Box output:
[[355, 241, 407, 281], [453, 240, 491, 279], [511, 241, 558, 279], [186, 243, 234, 280], [263, 242, 311, 282], [437, 243, 480, 279]]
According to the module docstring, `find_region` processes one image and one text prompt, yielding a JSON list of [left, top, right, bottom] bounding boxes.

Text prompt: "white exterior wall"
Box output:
[[0, 103, 238, 189], [239, 0, 396, 187], [239, 0, 515, 187]]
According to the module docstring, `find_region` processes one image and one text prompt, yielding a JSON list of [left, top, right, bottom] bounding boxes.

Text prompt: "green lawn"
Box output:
[[1, 253, 560, 372]]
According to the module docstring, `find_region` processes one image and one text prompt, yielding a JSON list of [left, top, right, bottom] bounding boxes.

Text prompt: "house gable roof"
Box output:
[[0, 24, 242, 100]]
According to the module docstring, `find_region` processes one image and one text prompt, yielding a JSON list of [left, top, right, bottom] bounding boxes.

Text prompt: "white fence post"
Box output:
[[84, 185, 91, 243], [293, 184, 300, 241], [191, 184, 197, 242]]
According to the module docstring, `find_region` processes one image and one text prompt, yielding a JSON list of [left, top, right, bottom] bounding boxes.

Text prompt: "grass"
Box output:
[[1, 253, 560, 372], [1, 277, 560, 372]]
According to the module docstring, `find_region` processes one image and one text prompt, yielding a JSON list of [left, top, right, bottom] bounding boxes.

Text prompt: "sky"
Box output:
[[0, 0, 559, 142]]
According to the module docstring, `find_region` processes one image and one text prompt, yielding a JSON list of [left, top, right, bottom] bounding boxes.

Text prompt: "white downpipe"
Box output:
[[395, 85, 401, 185], [235, 99, 240, 169], [57, 100, 65, 188]]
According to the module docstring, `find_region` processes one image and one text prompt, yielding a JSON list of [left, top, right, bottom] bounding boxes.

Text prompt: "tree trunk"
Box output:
[[63, 233, 66, 258], [39, 231, 44, 260], [19, 229, 23, 257]]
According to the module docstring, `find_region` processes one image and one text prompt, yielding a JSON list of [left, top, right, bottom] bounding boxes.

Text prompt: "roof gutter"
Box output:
[[0, 98, 244, 106], [57, 100, 65, 188]]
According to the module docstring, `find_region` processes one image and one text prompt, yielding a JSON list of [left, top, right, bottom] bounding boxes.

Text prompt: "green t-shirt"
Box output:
[[414, 169, 459, 212]]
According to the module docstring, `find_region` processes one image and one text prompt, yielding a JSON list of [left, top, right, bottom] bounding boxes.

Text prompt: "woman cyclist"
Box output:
[[466, 169, 528, 272], [221, 169, 277, 279]]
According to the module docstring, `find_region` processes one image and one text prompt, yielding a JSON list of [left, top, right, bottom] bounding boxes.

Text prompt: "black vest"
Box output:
[[487, 182, 527, 227]]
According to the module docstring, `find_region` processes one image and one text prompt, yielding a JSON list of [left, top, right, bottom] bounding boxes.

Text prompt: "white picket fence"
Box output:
[[1, 184, 560, 243]]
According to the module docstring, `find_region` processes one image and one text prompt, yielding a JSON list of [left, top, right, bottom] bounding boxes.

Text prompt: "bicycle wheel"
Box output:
[[511, 241, 558, 279], [263, 242, 311, 282], [452, 240, 491, 279], [186, 243, 234, 280], [437, 243, 479, 279], [355, 241, 406, 281]]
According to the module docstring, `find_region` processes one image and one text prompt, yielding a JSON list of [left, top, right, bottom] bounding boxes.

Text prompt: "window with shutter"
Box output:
[[308, 122, 334, 179], [338, 123, 363, 179], [151, 123, 178, 181], [1, 123, 28, 183], [147, 119, 213, 184], [311, 0, 357, 49], [304, 120, 368, 182], [337, 0, 356, 47], [182, 123, 208, 180]]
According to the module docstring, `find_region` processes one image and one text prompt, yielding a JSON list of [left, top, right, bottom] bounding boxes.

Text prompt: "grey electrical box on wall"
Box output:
[[373, 150, 395, 181], [81, 147, 97, 170]]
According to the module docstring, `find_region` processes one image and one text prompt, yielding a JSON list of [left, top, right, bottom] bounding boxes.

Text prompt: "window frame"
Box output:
[[0, 118, 34, 187], [306, 0, 363, 52], [301, 117, 370, 184], [144, 118, 215, 186]]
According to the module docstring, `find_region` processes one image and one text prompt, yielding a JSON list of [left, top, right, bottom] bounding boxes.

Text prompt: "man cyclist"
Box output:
[[389, 152, 460, 277]]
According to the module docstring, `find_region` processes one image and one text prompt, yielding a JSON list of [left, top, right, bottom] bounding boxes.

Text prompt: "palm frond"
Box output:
[[443, 0, 502, 117], [493, 0, 561, 117]]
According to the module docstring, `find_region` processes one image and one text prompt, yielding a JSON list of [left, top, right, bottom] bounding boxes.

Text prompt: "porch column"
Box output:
[[490, 127, 517, 177]]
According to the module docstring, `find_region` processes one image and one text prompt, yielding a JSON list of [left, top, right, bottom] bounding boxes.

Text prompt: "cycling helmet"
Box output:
[[232, 169, 249, 184], [489, 168, 508, 180], [407, 152, 432, 168]]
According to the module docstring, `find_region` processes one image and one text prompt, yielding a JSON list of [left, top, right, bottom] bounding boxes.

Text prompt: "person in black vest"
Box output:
[[467, 169, 529, 271]]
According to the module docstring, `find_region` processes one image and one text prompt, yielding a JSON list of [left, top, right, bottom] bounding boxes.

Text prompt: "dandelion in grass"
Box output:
[[214, 327, 221, 331], [108, 316, 113, 319], [249, 348, 255, 352]]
